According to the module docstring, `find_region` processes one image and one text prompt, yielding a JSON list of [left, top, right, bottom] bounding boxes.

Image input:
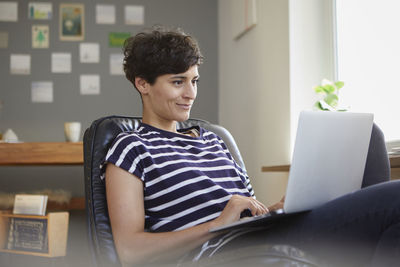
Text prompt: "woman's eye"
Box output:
[[172, 80, 183, 86], [192, 79, 199, 85]]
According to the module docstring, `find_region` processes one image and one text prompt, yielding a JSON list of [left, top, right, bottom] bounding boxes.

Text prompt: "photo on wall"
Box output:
[[32, 25, 49, 48], [28, 2, 52, 20], [59, 3, 84, 41], [109, 32, 130, 47]]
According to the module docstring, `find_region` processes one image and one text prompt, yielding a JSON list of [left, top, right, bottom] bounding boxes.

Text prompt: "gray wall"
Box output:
[[0, 0, 218, 196]]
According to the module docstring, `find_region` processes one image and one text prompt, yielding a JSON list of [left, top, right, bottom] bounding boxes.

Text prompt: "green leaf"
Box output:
[[324, 94, 338, 107], [313, 85, 324, 93], [322, 84, 335, 94], [315, 101, 329, 111], [314, 101, 323, 110], [335, 81, 344, 89]]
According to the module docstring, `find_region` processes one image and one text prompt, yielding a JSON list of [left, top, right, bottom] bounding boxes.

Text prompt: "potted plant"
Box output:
[[313, 79, 346, 111]]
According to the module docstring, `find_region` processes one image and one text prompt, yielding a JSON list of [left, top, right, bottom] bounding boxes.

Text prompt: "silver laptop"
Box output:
[[210, 111, 374, 233]]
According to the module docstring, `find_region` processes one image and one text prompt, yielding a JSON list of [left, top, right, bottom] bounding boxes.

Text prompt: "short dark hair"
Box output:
[[123, 26, 203, 89]]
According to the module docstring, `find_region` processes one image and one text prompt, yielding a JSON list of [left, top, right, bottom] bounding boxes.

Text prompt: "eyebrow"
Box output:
[[170, 75, 200, 79]]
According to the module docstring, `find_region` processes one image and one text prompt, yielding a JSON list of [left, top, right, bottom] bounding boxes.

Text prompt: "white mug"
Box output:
[[64, 122, 81, 142]]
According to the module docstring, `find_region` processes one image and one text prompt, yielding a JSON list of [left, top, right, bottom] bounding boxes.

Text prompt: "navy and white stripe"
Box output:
[[103, 123, 255, 232]]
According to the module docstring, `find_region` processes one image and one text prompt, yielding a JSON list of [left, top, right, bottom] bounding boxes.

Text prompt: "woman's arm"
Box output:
[[106, 163, 268, 266]]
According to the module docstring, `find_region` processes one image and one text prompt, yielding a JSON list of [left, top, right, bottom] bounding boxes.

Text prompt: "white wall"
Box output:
[[218, 0, 335, 205], [218, 0, 291, 205]]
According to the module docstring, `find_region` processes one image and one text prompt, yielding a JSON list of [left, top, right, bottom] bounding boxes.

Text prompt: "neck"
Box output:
[[142, 114, 177, 133]]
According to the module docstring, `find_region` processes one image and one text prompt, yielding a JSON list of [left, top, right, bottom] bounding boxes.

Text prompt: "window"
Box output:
[[335, 0, 400, 142]]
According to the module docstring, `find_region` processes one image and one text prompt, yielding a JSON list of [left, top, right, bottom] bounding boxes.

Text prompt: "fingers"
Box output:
[[214, 195, 269, 228], [230, 195, 268, 216], [250, 198, 269, 216], [268, 196, 285, 212]]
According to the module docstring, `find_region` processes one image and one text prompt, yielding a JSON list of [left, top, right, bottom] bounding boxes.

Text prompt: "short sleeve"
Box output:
[[100, 133, 146, 182]]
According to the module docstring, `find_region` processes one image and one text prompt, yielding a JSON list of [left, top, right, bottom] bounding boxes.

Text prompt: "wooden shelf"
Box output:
[[261, 165, 290, 172], [47, 197, 85, 211], [0, 142, 83, 165], [0, 142, 85, 211]]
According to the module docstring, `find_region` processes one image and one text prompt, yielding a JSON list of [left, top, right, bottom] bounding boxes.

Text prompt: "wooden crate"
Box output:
[[0, 211, 69, 257]]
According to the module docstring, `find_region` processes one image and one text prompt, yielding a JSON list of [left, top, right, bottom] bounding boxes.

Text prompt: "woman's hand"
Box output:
[[211, 195, 269, 228], [268, 196, 285, 212]]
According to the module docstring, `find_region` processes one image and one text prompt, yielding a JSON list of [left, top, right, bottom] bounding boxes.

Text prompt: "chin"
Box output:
[[175, 112, 190, 122]]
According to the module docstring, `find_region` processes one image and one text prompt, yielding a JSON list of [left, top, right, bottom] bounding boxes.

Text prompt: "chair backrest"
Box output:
[[83, 116, 247, 267], [362, 123, 391, 187], [83, 116, 390, 267]]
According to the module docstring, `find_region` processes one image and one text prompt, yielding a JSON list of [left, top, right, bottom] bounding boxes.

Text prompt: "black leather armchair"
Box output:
[[83, 116, 389, 267]]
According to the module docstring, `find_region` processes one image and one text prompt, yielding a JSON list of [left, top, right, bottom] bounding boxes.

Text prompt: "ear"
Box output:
[[135, 77, 150, 95]]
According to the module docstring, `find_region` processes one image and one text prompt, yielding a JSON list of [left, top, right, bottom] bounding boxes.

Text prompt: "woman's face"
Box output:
[[143, 65, 199, 124]]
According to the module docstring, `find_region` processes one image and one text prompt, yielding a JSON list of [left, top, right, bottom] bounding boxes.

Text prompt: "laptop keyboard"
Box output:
[[239, 209, 284, 221]]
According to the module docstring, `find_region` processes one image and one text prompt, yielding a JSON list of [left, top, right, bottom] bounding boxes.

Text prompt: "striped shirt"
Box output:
[[103, 122, 255, 232]]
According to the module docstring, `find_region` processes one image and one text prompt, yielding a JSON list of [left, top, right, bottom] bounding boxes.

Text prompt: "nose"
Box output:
[[183, 81, 197, 99]]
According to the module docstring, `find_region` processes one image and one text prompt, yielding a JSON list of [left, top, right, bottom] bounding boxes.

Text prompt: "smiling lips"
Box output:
[[176, 103, 192, 110]]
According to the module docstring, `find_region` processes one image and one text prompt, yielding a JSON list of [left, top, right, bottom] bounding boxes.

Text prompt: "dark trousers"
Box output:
[[214, 178, 400, 267]]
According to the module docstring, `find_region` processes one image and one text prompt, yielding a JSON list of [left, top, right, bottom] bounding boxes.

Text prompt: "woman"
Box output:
[[103, 26, 400, 267]]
